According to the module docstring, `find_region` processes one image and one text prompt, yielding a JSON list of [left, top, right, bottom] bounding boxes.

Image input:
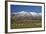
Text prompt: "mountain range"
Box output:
[[11, 11, 42, 21], [12, 11, 41, 16]]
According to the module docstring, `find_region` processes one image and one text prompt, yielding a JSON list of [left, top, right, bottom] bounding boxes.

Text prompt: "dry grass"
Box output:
[[11, 20, 42, 29]]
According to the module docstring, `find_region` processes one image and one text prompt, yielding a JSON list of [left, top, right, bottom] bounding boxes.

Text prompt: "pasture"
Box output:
[[11, 20, 42, 29]]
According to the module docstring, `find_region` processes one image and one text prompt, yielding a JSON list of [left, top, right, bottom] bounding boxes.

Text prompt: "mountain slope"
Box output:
[[11, 11, 42, 21]]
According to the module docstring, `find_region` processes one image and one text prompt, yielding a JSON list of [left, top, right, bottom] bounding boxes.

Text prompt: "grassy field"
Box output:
[[11, 20, 42, 29]]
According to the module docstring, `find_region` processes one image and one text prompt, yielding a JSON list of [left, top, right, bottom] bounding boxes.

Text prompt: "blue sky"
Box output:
[[11, 5, 42, 13]]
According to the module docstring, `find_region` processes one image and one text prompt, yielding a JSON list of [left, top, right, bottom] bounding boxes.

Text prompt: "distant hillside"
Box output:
[[11, 11, 42, 21]]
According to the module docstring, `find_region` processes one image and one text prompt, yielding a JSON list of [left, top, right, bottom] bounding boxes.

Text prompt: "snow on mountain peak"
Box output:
[[19, 11, 28, 14], [30, 12, 42, 16], [12, 11, 42, 16]]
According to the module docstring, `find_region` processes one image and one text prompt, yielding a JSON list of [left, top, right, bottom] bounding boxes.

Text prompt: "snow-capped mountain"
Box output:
[[11, 11, 42, 20], [12, 11, 42, 17]]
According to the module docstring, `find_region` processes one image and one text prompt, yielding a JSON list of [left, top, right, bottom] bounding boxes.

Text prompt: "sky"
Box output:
[[10, 5, 42, 13]]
